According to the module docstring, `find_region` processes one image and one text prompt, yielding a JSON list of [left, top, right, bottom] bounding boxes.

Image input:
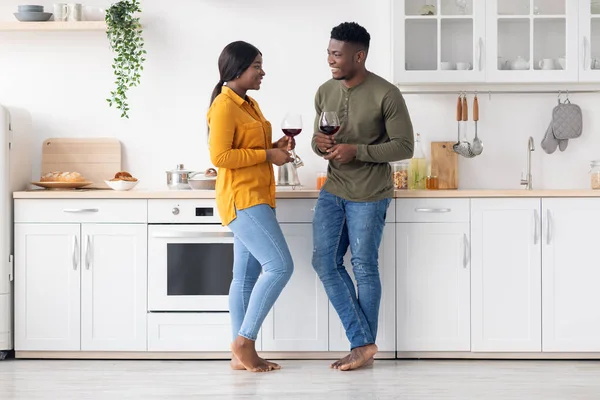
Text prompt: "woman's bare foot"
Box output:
[[231, 354, 281, 371], [230, 336, 275, 372], [339, 344, 378, 371]]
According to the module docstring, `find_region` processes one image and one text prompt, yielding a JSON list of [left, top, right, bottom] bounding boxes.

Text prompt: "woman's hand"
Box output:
[[266, 148, 294, 166], [274, 136, 296, 152]]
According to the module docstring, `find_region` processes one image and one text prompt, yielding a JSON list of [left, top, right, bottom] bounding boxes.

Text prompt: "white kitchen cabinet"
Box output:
[[470, 198, 542, 352], [541, 198, 600, 352], [15, 223, 147, 352], [261, 223, 329, 352], [80, 224, 147, 351], [393, 0, 487, 84], [15, 224, 81, 351], [578, 0, 600, 81], [328, 224, 396, 352], [396, 222, 470, 352]]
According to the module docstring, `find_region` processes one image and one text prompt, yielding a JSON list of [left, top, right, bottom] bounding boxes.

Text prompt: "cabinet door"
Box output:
[[542, 198, 600, 351], [393, 0, 487, 83], [396, 222, 470, 352], [579, 0, 600, 81], [81, 224, 147, 351], [261, 223, 329, 351], [486, 0, 578, 82], [471, 199, 541, 352], [329, 224, 396, 352], [14, 224, 81, 351]]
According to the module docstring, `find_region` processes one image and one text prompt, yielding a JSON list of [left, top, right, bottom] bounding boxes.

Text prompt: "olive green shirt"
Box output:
[[311, 71, 414, 202]]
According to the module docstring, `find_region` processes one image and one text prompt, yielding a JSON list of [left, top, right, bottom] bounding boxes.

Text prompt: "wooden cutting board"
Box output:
[[430, 141, 458, 190], [41, 138, 122, 188]]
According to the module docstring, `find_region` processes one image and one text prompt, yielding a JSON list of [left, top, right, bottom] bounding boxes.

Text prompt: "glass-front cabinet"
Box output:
[[486, 0, 578, 82], [579, 0, 600, 81], [393, 0, 487, 83], [393, 0, 586, 84]]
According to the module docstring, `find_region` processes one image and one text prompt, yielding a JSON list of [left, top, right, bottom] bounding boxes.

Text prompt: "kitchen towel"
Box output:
[[541, 100, 582, 154]]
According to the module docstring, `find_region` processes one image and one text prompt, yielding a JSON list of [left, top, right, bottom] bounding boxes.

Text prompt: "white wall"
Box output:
[[0, 0, 597, 190]]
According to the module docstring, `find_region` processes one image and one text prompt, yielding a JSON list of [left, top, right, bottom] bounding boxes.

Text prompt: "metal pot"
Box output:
[[165, 164, 201, 190], [189, 168, 217, 190]]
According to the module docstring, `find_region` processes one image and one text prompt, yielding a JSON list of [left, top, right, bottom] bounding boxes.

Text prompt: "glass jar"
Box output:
[[591, 160, 600, 189], [316, 172, 327, 190], [392, 160, 409, 189]]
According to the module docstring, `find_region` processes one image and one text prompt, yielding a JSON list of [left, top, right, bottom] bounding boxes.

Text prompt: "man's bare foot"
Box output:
[[330, 353, 351, 369], [339, 344, 378, 371], [230, 336, 274, 372]]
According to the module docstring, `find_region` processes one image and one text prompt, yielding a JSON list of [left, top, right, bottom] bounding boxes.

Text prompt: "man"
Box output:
[[311, 21, 414, 371]]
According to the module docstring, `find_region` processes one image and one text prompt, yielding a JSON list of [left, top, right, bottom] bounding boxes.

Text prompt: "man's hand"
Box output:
[[324, 144, 357, 164], [274, 136, 295, 151], [314, 132, 336, 154]]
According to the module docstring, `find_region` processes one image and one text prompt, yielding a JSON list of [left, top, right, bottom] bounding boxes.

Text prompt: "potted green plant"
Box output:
[[105, 0, 146, 119]]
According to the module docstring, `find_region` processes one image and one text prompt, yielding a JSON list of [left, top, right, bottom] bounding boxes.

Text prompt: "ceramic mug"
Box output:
[[440, 61, 455, 70], [53, 3, 69, 21], [538, 58, 555, 70], [66, 3, 82, 21], [456, 62, 472, 70]]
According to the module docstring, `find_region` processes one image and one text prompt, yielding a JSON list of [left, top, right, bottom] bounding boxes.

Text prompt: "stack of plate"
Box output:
[[13, 4, 52, 22]]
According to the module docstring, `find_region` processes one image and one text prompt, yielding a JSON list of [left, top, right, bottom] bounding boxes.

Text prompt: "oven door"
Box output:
[[148, 224, 233, 312]]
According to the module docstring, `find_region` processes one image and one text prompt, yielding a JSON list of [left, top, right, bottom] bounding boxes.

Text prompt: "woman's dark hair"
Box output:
[[210, 41, 262, 105]]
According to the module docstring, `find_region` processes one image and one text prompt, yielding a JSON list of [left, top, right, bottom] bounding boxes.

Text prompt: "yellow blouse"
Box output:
[[207, 86, 275, 226]]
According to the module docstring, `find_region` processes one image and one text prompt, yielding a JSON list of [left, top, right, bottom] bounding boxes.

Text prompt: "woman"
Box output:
[[207, 41, 295, 373]]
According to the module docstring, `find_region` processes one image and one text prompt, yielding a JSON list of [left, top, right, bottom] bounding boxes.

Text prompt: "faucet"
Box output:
[[520, 136, 535, 190]]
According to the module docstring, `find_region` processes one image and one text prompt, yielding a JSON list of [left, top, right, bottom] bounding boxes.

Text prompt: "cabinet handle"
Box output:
[[477, 37, 483, 71], [583, 36, 589, 71], [85, 235, 92, 270], [463, 233, 470, 268], [546, 209, 552, 245], [72, 236, 79, 270], [414, 208, 451, 213], [533, 210, 540, 244], [63, 208, 99, 213]]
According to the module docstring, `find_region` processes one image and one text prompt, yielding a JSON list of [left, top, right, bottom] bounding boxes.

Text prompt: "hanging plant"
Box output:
[[105, 0, 146, 118]]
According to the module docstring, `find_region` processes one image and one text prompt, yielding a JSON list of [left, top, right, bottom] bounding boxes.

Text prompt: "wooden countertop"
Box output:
[[12, 188, 600, 199]]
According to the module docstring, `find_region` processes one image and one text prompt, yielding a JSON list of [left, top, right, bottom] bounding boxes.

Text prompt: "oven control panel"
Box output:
[[148, 199, 221, 224]]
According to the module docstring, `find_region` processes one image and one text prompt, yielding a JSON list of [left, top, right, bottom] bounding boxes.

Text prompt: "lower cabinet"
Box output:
[[396, 222, 471, 352], [15, 223, 147, 351], [261, 223, 329, 351]]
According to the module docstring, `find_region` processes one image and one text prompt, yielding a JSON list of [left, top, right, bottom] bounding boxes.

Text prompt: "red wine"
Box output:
[[282, 128, 302, 137], [320, 125, 340, 135]]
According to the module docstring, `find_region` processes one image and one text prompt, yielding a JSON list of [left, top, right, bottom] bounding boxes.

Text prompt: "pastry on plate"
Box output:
[[110, 171, 138, 182], [40, 171, 86, 182]]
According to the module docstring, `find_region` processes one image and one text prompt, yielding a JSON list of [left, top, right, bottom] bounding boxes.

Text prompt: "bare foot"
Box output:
[[230, 336, 275, 372], [339, 344, 378, 371], [330, 353, 351, 369], [231, 354, 281, 371]]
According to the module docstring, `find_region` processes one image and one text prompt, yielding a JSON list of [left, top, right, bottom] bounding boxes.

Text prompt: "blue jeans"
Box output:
[[312, 190, 391, 350], [227, 204, 294, 341]]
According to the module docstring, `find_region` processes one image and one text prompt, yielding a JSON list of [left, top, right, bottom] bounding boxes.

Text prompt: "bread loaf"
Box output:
[[40, 171, 86, 182]]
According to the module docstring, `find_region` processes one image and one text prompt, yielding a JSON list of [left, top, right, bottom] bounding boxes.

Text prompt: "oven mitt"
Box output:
[[552, 101, 582, 140], [541, 121, 559, 154]]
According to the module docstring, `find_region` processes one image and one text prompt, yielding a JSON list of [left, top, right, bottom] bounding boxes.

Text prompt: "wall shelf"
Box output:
[[0, 21, 106, 32]]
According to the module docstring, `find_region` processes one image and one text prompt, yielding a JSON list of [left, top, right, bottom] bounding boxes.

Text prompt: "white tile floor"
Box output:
[[1, 359, 600, 399]]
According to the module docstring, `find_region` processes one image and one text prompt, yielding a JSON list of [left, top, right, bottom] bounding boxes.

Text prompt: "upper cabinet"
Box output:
[[393, 0, 592, 84], [393, 0, 487, 83]]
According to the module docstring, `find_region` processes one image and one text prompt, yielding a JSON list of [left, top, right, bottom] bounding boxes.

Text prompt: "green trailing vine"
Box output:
[[105, 0, 146, 118]]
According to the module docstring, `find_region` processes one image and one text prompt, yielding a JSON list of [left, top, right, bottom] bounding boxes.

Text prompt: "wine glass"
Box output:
[[281, 113, 303, 166], [319, 111, 340, 136]]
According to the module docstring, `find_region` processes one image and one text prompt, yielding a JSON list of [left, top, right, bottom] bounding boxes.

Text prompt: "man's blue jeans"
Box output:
[[312, 190, 391, 350]]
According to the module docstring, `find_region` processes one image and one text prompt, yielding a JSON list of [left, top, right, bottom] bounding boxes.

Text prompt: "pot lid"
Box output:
[[166, 164, 195, 173]]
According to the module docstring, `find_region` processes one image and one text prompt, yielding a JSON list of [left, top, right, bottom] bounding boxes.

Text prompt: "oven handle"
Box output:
[[152, 231, 234, 238]]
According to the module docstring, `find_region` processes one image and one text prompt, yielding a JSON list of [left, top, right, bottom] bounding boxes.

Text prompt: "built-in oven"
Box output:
[[147, 199, 233, 312]]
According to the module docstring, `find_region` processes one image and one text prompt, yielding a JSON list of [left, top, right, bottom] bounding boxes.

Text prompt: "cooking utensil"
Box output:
[[166, 164, 203, 190], [471, 94, 483, 155], [453, 94, 475, 158], [189, 168, 217, 190]]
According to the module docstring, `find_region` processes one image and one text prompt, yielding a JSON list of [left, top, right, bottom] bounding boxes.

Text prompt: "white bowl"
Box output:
[[105, 180, 139, 191]]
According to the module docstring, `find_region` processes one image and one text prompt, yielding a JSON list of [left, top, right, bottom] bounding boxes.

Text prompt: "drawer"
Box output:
[[277, 198, 396, 223], [14, 199, 147, 223], [396, 198, 469, 223], [147, 313, 262, 352]]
